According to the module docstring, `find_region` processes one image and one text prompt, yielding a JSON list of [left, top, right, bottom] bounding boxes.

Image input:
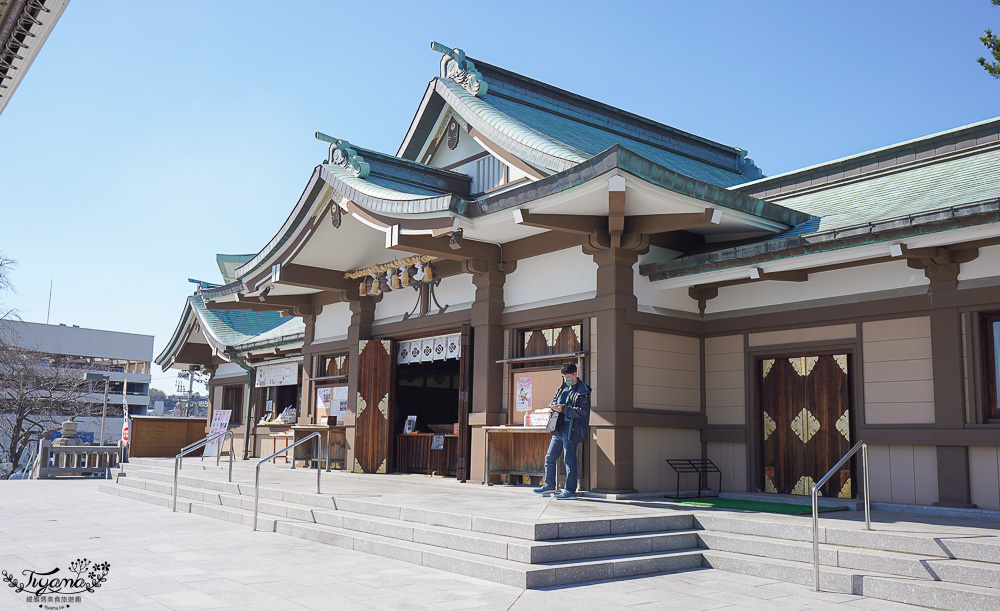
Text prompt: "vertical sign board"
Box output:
[[203, 410, 232, 457]]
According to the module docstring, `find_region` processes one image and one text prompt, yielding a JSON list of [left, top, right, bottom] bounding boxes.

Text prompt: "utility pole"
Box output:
[[46, 279, 53, 325]]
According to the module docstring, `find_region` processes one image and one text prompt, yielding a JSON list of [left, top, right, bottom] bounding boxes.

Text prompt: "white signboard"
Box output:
[[204, 410, 231, 457], [256, 362, 298, 387]]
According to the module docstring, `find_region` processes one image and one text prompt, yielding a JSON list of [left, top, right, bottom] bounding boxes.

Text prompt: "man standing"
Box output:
[[534, 362, 590, 500]]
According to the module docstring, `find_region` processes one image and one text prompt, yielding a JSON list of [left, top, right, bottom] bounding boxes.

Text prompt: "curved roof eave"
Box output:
[[470, 144, 813, 228], [433, 78, 585, 173], [198, 280, 246, 302], [154, 296, 231, 368], [234, 167, 326, 281], [230, 164, 474, 287], [154, 298, 195, 367], [318, 164, 469, 217]]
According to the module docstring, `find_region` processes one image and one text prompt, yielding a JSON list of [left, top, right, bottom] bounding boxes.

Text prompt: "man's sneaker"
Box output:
[[533, 485, 555, 495], [554, 491, 577, 500]]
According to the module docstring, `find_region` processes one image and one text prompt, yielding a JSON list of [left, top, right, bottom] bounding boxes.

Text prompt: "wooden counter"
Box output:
[[483, 426, 580, 486], [256, 423, 294, 464], [394, 433, 457, 476], [291, 425, 347, 470]]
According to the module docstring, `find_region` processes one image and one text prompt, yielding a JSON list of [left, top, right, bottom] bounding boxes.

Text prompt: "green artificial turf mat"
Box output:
[[669, 497, 849, 515]]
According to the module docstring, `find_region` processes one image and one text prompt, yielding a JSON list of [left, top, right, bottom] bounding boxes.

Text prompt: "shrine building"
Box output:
[[156, 42, 1000, 510]]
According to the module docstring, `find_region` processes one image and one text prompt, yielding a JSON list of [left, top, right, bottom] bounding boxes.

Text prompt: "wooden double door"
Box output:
[[354, 325, 473, 480], [759, 353, 854, 498]]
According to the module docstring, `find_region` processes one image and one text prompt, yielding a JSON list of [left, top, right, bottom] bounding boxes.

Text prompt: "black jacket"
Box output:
[[551, 379, 591, 443]]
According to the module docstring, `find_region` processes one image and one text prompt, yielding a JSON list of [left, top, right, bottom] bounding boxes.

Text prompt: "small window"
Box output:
[[518, 322, 583, 362], [317, 354, 349, 379], [983, 312, 1000, 421], [223, 385, 243, 425]]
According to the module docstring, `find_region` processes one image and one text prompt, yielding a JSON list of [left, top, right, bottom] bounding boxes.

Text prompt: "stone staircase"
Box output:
[[695, 512, 1000, 611], [101, 459, 1000, 610], [99, 459, 703, 589]]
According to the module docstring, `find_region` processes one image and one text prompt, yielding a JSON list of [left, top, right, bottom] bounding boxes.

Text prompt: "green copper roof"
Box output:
[[155, 293, 303, 366], [768, 148, 1000, 233], [403, 54, 763, 187], [216, 254, 255, 284], [469, 145, 809, 226], [640, 142, 1000, 281]]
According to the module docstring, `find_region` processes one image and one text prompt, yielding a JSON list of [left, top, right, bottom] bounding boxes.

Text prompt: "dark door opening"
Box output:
[[394, 359, 461, 476]]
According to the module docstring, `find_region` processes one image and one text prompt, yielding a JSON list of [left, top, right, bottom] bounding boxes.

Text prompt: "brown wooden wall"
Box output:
[[130, 417, 207, 457]]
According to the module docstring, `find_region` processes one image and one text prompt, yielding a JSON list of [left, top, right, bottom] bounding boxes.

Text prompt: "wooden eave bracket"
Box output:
[[687, 267, 809, 316], [272, 262, 356, 292], [386, 225, 501, 274], [513, 193, 721, 252], [512, 209, 605, 235], [891, 243, 980, 268]]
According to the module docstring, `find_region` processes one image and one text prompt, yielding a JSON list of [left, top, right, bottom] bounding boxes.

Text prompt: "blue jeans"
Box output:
[[544, 426, 578, 493]]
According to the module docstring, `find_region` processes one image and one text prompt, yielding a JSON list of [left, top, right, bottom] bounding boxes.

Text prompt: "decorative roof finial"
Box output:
[[315, 132, 370, 178], [430, 41, 488, 98]]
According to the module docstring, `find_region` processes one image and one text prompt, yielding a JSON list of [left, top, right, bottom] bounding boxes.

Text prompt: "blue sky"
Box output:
[[1, 1, 998, 392]]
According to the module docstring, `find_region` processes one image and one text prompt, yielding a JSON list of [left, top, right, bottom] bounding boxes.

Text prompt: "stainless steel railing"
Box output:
[[173, 430, 235, 512], [812, 439, 871, 591], [253, 432, 324, 531]]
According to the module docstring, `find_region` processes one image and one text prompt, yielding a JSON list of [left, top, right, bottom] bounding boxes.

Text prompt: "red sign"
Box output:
[[121, 419, 130, 444]]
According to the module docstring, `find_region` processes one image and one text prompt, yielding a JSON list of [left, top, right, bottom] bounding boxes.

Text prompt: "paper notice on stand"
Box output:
[[515, 376, 532, 412], [204, 410, 231, 457], [526, 409, 552, 427], [333, 385, 348, 424]]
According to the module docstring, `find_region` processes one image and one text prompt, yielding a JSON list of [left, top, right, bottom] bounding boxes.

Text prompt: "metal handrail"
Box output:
[[812, 439, 871, 591], [253, 431, 324, 531], [173, 430, 235, 512]]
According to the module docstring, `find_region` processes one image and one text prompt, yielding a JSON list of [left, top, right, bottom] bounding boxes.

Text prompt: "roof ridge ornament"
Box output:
[[430, 41, 488, 98], [315, 132, 370, 178]]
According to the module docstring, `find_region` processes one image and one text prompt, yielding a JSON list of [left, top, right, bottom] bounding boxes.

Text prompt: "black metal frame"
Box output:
[[666, 458, 722, 498]]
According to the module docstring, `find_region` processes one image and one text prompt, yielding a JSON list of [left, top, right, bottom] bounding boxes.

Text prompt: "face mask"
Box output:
[[563, 378, 574, 386]]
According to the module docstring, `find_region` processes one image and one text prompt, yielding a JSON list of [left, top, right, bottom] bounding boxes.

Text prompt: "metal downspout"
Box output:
[[225, 348, 256, 460]]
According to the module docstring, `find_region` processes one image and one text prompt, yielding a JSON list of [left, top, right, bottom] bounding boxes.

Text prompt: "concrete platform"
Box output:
[[2, 478, 929, 610], [95, 457, 1000, 609]]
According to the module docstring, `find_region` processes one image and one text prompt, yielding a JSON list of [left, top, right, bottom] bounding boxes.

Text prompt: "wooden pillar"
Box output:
[[345, 298, 375, 471], [589, 247, 638, 494], [203, 366, 217, 434], [469, 269, 506, 484], [301, 312, 317, 422], [931, 305, 974, 507]]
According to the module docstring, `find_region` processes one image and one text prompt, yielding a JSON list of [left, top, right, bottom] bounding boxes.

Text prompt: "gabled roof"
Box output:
[[399, 47, 764, 187], [156, 292, 304, 368]]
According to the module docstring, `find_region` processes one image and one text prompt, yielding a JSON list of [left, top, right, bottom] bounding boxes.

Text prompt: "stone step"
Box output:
[[699, 531, 1000, 590], [98, 483, 704, 589], [115, 475, 700, 564], [695, 513, 1000, 564], [702, 550, 1000, 611], [118, 463, 697, 541]]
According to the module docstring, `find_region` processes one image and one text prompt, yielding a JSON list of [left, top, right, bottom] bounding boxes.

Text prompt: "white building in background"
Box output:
[[4, 320, 153, 418]]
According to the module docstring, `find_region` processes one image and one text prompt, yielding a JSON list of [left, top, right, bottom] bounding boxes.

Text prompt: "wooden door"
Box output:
[[760, 354, 853, 498], [354, 339, 394, 474], [455, 324, 472, 482]]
